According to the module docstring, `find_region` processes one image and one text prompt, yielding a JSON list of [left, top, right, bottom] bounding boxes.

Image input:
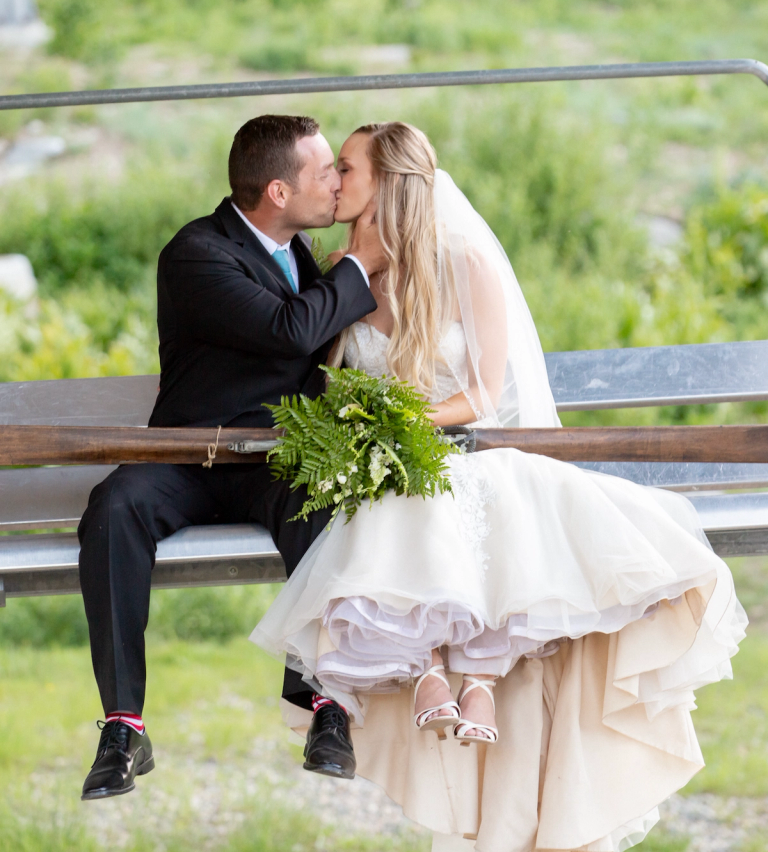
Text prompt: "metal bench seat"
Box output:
[[3, 339, 767, 428], [546, 339, 768, 410], [3, 460, 768, 537], [1, 490, 766, 605], [686, 491, 768, 556], [0, 525, 283, 605], [2, 338, 768, 604]]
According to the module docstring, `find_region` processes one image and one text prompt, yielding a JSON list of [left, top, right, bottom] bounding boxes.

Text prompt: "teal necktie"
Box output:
[[272, 248, 297, 293]]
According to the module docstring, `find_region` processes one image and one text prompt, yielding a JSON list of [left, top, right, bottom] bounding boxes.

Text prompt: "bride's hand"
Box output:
[[348, 199, 386, 275], [328, 249, 347, 265]]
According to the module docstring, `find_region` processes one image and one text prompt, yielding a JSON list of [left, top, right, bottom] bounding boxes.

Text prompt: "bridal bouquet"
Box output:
[[266, 366, 458, 523]]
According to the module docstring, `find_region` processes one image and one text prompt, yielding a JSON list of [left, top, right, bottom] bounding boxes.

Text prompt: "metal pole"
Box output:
[[0, 59, 766, 112]]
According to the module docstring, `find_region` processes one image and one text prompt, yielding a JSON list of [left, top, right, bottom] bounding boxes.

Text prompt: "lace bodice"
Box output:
[[343, 321, 468, 404]]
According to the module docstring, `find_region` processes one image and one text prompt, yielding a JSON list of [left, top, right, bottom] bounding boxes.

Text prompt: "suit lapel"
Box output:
[[216, 198, 296, 298]]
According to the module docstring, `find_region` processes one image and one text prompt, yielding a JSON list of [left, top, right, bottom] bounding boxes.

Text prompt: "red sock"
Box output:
[[105, 712, 145, 734], [312, 693, 347, 715]]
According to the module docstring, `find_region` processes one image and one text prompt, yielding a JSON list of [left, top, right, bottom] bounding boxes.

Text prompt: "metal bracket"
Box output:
[[441, 426, 477, 453], [0, 577, 5, 608], [228, 440, 279, 454]]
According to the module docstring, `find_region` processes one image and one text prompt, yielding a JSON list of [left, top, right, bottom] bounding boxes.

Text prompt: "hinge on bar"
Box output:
[[0, 577, 5, 608], [441, 426, 477, 453]]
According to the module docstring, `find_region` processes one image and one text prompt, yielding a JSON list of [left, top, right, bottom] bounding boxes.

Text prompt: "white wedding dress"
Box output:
[[251, 319, 748, 852]]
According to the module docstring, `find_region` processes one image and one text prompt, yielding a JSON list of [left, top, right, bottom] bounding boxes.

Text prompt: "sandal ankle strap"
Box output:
[[414, 664, 460, 730], [458, 676, 497, 711], [414, 664, 451, 701]]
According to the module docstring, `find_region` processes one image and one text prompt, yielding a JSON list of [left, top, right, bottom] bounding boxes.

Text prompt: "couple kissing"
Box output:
[[78, 114, 747, 852]]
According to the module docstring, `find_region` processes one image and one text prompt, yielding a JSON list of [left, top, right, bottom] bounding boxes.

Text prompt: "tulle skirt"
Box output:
[[251, 448, 747, 852]]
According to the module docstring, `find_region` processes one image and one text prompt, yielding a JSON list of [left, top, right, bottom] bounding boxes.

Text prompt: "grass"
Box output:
[[0, 807, 427, 852], [686, 630, 768, 796], [0, 636, 430, 851], [0, 635, 289, 772], [636, 833, 691, 852], [0, 606, 767, 850], [683, 558, 768, 798], [0, 798, 428, 852]]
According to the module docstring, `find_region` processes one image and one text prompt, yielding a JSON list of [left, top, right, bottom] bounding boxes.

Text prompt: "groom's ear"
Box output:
[[264, 179, 290, 210]]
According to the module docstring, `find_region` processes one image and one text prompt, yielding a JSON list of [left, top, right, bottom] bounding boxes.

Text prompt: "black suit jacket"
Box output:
[[149, 198, 377, 428]]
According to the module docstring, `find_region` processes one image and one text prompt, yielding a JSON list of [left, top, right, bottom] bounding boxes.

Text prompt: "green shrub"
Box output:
[[0, 165, 219, 296], [0, 585, 279, 647], [0, 595, 89, 648], [0, 291, 158, 382], [32, 0, 530, 67], [1, 85, 761, 396], [684, 182, 768, 301], [38, 0, 106, 61], [240, 40, 312, 73], [147, 585, 279, 643]]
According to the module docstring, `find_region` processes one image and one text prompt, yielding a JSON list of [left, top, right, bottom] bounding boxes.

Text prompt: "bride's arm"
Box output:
[[430, 254, 508, 428], [429, 393, 478, 427]]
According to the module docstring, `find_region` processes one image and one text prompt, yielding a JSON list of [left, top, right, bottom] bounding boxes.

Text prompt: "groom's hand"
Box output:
[[347, 199, 386, 276]]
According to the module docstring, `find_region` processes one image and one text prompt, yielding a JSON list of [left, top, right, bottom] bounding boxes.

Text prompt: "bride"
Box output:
[[251, 121, 747, 852]]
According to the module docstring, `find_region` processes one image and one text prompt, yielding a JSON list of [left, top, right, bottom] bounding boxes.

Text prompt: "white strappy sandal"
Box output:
[[413, 664, 461, 739], [455, 676, 499, 746]]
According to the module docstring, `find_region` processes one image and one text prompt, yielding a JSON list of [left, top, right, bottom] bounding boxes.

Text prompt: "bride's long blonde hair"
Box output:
[[330, 122, 453, 395]]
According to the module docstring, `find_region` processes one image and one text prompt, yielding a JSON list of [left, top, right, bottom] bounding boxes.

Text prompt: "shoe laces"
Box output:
[[95, 719, 129, 759], [317, 704, 348, 731]]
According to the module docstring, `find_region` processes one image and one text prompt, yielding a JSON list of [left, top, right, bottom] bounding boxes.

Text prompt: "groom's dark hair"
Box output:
[[229, 114, 320, 210]]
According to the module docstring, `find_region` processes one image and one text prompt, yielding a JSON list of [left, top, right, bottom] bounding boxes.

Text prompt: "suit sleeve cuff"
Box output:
[[344, 254, 370, 287]]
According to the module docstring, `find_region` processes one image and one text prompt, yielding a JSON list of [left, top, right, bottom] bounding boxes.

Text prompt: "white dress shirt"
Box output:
[[231, 202, 369, 289]]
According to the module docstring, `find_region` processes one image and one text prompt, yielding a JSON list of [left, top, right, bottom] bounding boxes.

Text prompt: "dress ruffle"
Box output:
[[251, 448, 747, 851], [315, 585, 704, 694]]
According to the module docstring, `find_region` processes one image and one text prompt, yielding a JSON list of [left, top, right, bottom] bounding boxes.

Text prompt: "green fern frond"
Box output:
[[265, 366, 459, 524], [310, 236, 333, 274]]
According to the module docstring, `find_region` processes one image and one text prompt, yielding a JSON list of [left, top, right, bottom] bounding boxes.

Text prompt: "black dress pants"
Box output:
[[78, 462, 332, 716]]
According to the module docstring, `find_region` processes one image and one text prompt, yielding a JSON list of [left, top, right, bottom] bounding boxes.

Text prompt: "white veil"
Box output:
[[434, 168, 561, 429]]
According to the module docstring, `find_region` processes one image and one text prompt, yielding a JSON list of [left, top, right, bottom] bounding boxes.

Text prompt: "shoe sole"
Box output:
[[81, 755, 155, 801], [303, 761, 355, 780]]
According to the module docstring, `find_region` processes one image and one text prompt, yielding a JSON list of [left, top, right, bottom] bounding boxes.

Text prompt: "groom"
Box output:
[[78, 115, 379, 800]]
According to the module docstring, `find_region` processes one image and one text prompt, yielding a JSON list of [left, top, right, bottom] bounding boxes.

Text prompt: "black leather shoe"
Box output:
[[303, 702, 356, 780], [81, 721, 154, 801]]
